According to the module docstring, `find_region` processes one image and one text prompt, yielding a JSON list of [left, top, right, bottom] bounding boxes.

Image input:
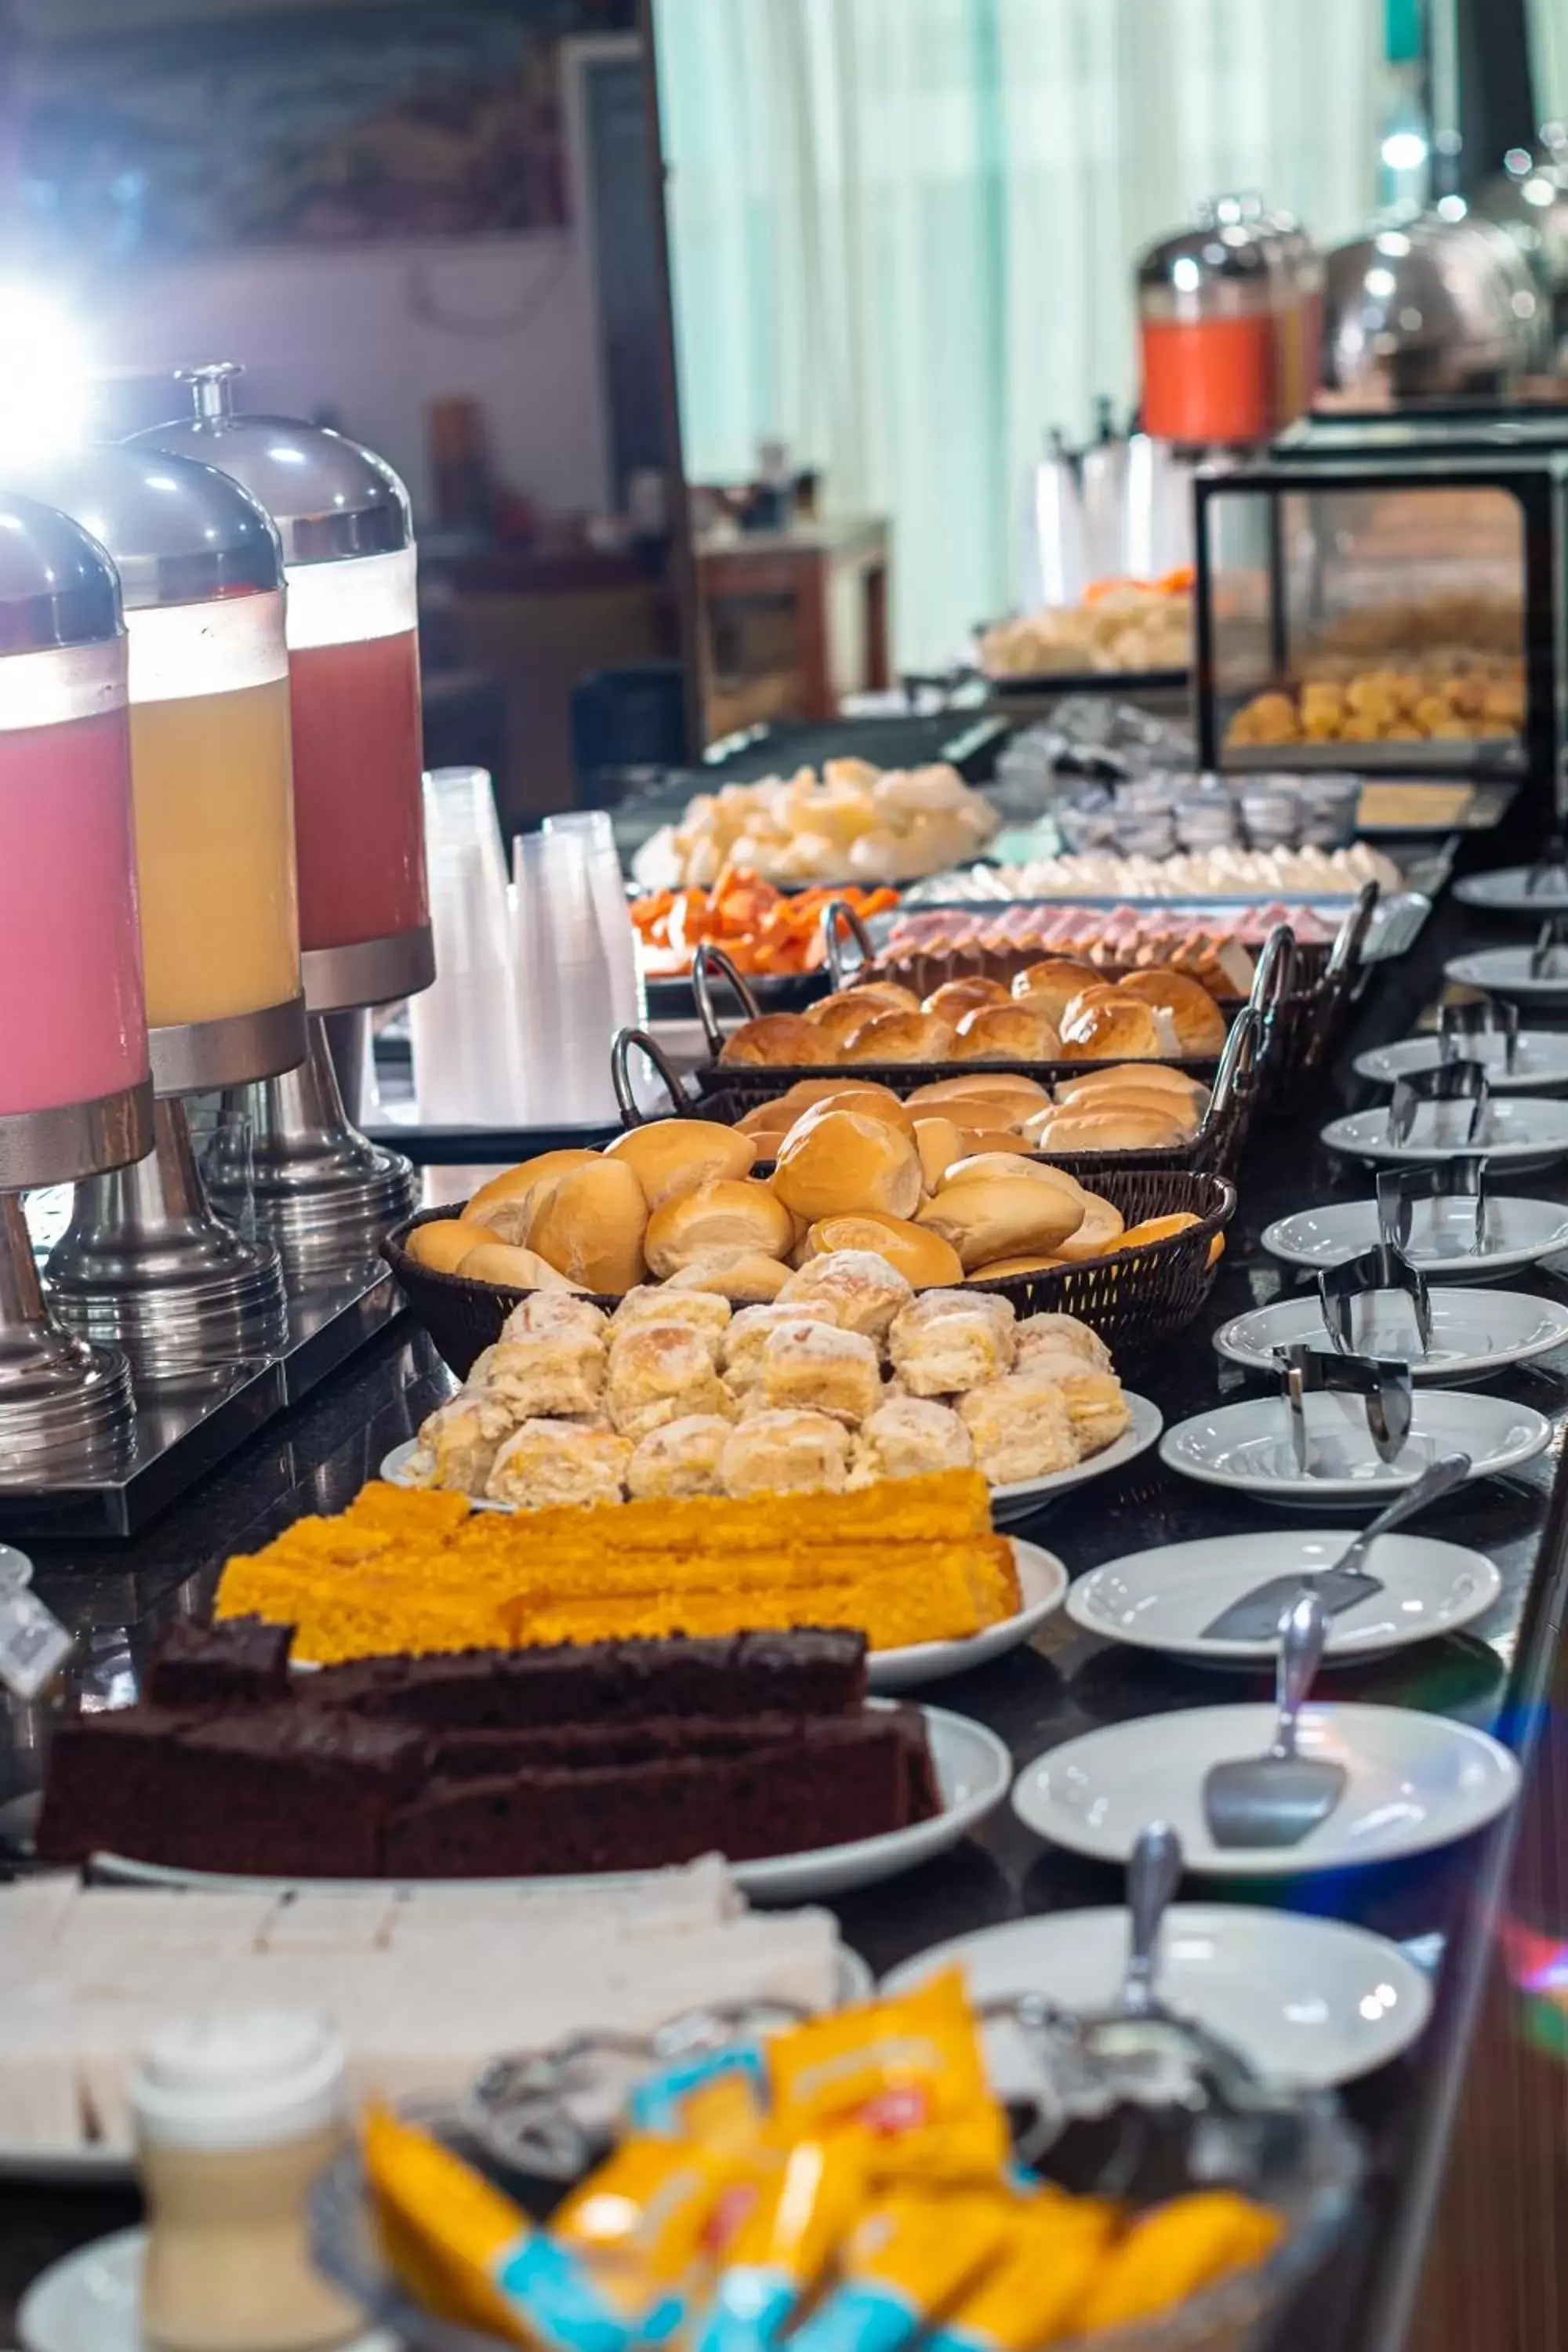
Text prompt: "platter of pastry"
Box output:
[[976, 573, 1192, 682], [630, 758, 999, 891], [1222, 659, 1524, 757]]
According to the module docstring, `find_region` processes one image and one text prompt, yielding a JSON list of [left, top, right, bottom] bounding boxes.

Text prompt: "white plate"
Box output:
[[1454, 867, 1568, 916], [19, 2230, 396, 2352], [1160, 1389, 1551, 1505], [1261, 1195, 1568, 1280], [1211, 1287, 1568, 1382], [1444, 946, 1568, 1005], [880, 1907, 1434, 2089], [379, 1394, 1163, 1530], [1320, 1097, 1568, 1168], [1011, 1703, 1521, 1875], [1065, 1530, 1502, 1666], [1353, 1032, 1568, 1092], [87, 1703, 1011, 1907], [869, 1541, 1068, 1691]]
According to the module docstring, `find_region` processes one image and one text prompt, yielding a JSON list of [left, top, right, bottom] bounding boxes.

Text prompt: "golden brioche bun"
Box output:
[[718, 1013, 830, 1067], [771, 1108, 924, 1223], [1010, 959, 1102, 1022], [912, 1115, 967, 1189], [603, 1117, 756, 1210], [951, 1003, 1063, 1062], [922, 977, 1011, 1020], [1026, 1104, 1189, 1153], [1115, 968, 1227, 1054], [1051, 1190, 1127, 1265], [456, 1240, 587, 1291], [466, 1149, 599, 1239], [405, 1217, 501, 1272], [803, 1212, 964, 1288], [524, 1158, 649, 1293], [662, 1250, 794, 1301], [643, 1178, 794, 1277], [916, 1172, 1084, 1271], [837, 1008, 957, 1064]]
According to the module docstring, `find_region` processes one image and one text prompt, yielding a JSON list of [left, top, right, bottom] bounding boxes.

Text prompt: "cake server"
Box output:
[[1199, 1451, 1472, 1641], [1202, 1592, 1345, 1850]]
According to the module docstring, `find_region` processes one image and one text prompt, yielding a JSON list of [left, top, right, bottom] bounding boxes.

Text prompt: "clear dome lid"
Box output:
[[0, 493, 122, 654], [131, 362, 412, 565], [15, 445, 283, 611]]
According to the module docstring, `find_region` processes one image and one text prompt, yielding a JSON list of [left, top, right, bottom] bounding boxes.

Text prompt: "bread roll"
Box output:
[[806, 986, 915, 1048], [807, 980, 919, 1020], [804, 1213, 965, 1288], [457, 1241, 587, 1291], [1053, 1087, 1199, 1138], [916, 1174, 1084, 1271], [837, 1008, 957, 1064], [1010, 960, 1102, 1023], [1112, 1210, 1206, 1251], [955, 1127, 1036, 1158], [908, 1072, 1051, 1111], [771, 1109, 924, 1221], [604, 1118, 756, 1210], [406, 1218, 502, 1273], [1116, 969, 1227, 1055], [913, 1115, 967, 1189], [719, 1013, 830, 1067], [736, 1101, 798, 1140], [966, 1254, 1068, 1279], [1052, 1191, 1126, 1265], [1054, 1063, 1207, 1106], [939, 1152, 1086, 1200], [644, 1178, 794, 1277], [1058, 995, 1178, 1061], [1025, 1104, 1189, 1154], [662, 1251, 794, 1302], [466, 1149, 600, 1241], [781, 1085, 916, 1137], [950, 1004, 1063, 1062], [524, 1158, 650, 1294], [922, 978, 1011, 1021]]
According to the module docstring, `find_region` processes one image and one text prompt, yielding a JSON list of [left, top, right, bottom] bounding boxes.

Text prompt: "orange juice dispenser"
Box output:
[[134, 364, 432, 1265], [0, 494, 151, 1475], [24, 446, 309, 1377]]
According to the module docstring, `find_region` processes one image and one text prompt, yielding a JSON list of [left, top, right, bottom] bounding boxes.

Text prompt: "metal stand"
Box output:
[[0, 1195, 135, 1478], [213, 1018, 417, 1270], [47, 1100, 287, 1382]]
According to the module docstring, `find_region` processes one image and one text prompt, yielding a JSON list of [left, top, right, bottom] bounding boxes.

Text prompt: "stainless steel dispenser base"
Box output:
[[0, 1196, 136, 1478], [47, 1099, 287, 1382], [214, 1018, 418, 1269]]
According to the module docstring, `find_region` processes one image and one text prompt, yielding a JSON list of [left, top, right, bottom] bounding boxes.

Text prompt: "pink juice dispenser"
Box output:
[[0, 494, 151, 1476], [134, 364, 432, 1263], [24, 447, 308, 1377]]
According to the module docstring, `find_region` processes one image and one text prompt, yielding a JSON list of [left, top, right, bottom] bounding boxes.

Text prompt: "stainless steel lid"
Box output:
[[131, 362, 412, 565], [1322, 213, 1547, 397], [1137, 205, 1273, 294], [15, 445, 282, 610], [0, 493, 122, 654]]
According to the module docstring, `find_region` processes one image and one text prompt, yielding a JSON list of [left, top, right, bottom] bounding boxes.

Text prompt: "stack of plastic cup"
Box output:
[[542, 809, 644, 1033], [513, 829, 621, 1124], [409, 767, 524, 1123]]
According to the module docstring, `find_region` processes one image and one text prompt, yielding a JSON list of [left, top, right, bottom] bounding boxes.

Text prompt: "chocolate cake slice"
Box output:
[[161, 1711, 429, 1878], [145, 1617, 294, 1709], [35, 1707, 201, 1866], [433, 1711, 847, 1777]]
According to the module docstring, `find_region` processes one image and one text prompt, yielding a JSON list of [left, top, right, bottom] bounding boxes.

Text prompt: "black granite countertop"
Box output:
[[7, 862, 1568, 2352]]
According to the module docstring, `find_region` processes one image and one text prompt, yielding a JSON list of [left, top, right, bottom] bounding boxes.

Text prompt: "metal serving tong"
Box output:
[[1274, 1341, 1414, 1475], [1317, 1240, 1432, 1362], [1530, 914, 1568, 979], [1377, 1156, 1494, 1260], [1439, 997, 1519, 1074], [1387, 1058, 1491, 1149], [1523, 837, 1568, 898], [1203, 1593, 1345, 1850]]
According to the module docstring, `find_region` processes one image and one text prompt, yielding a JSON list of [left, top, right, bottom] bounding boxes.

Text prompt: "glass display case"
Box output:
[[1192, 458, 1559, 782]]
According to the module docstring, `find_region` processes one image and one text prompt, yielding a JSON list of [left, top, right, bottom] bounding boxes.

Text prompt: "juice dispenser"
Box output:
[[0, 494, 151, 1474], [24, 446, 307, 1375], [135, 364, 431, 1263]]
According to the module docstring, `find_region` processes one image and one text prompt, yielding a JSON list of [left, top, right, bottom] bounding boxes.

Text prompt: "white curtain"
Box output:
[[653, 0, 1381, 672], [1527, 0, 1568, 124]]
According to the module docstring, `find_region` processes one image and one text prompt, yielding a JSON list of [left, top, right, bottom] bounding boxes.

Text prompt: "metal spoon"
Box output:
[[1202, 1591, 1347, 1850]]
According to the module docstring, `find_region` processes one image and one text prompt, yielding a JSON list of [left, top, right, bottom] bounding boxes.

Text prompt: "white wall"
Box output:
[[93, 227, 612, 522]]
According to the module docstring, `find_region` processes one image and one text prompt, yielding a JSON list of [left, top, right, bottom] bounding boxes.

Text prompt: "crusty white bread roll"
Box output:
[[1051, 1190, 1127, 1264], [1058, 994, 1178, 1061], [950, 1003, 1063, 1062], [643, 1178, 795, 1276], [916, 1172, 1084, 1271], [771, 1109, 924, 1221], [837, 1008, 958, 1064], [718, 1012, 831, 1067], [806, 987, 916, 1049], [965, 1254, 1069, 1279], [662, 1250, 794, 1301], [1048, 1087, 1200, 1138], [1010, 959, 1102, 1022], [1026, 1104, 1189, 1153], [523, 1158, 650, 1293], [922, 977, 1011, 1021], [1116, 969, 1227, 1055], [955, 1127, 1036, 1157], [912, 1115, 967, 1189], [906, 1072, 1050, 1112], [802, 1211, 964, 1288], [466, 1148, 600, 1241], [1054, 1063, 1207, 1106], [603, 1117, 756, 1210], [407, 1217, 503, 1272], [780, 1084, 916, 1136], [456, 1240, 587, 1291], [939, 1152, 1085, 1200], [735, 1101, 798, 1139]]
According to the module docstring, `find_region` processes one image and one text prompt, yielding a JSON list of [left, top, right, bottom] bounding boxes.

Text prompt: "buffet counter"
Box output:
[[5, 885, 1568, 2352]]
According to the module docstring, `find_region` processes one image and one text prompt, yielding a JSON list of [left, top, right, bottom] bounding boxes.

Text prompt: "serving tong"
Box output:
[[1316, 1240, 1432, 1361], [1523, 838, 1568, 899], [1439, 997, 1519, 1075], [1377, 1156, 1494, 1260], [1387, 1058, 1492, 1149], [1272, 1341, 1414, 1475], [1530, 914, 1568, 978]]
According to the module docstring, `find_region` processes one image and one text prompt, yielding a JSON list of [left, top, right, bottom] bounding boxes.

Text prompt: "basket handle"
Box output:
[[1249, 922, 1298, 1016], [691, 942, 762, 1062], [1327, 881, 1380, 982], [611, 1027, 693, 1126], [822, 899, 875, 989], [1200, 1003, 1259, 1140]]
